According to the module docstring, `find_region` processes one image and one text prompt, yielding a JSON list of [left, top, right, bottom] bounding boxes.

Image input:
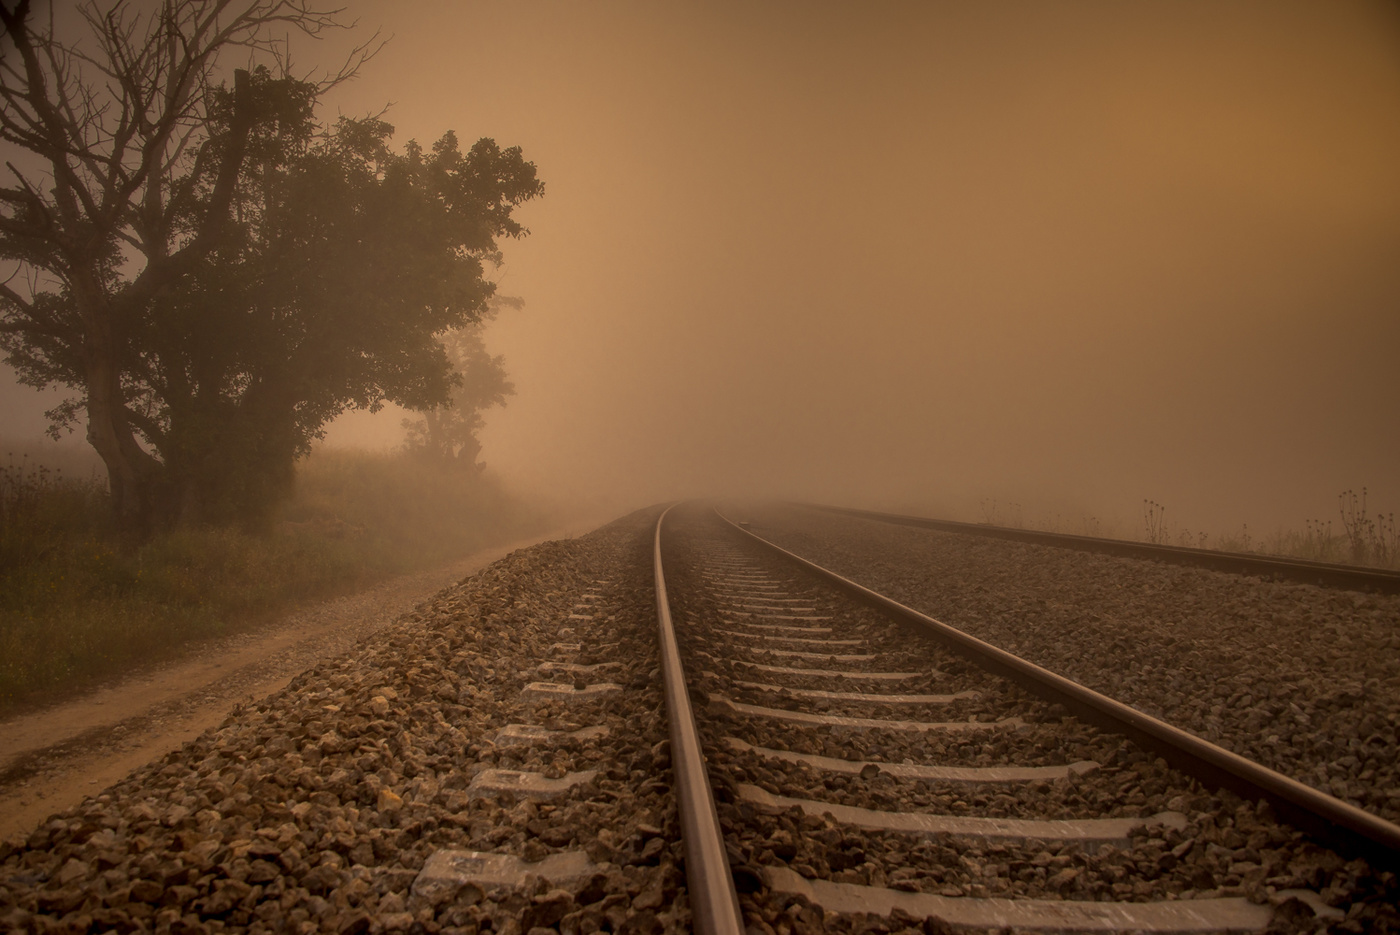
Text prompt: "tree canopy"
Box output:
[[0, 1, 542, 528]]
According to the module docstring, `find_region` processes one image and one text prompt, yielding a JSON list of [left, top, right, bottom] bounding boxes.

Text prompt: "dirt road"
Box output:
[[0, 529, 576, 842]]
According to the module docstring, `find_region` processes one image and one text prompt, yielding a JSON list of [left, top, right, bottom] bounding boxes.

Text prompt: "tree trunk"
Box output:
[[425, 408, 447, 462], [68, 71, 260, 533], [75, 274, 162, 530], [84, 349, 161, 530]]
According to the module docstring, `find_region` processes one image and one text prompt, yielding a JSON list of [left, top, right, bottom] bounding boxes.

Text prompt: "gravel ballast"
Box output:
[[740, 505, 1400, 826], [6, 501, 1398, 934], [0, 508, 684, 935]]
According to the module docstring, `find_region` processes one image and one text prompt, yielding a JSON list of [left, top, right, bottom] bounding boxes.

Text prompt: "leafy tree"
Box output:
[[131, 91, 540, 523], [402, 297, 519, 472], [0, 2, 542, 528]]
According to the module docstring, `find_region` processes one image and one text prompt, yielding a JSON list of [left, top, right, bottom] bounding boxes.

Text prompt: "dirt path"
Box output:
[[0, 528, 580, 842]]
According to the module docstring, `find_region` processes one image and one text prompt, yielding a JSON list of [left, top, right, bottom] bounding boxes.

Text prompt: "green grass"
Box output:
[[0, 447, 547, 711]]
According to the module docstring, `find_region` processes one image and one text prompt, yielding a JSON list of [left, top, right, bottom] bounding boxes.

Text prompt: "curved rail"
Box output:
[[654, 506, 744, 935], [719, 509, 1400, 868], [800, 502, 1400, 595]]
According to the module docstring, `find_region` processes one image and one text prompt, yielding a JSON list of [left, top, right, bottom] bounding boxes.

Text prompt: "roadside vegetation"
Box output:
[[1132, 491, 1399, 570], [983, 492, 1399, 571], [0, 3, 552, 712], [0, 447, 545, 711], [1131, 492, 1394, 565]]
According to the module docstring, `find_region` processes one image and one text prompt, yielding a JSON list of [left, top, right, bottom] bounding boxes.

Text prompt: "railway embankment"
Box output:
[[1, 509, 687, 935]]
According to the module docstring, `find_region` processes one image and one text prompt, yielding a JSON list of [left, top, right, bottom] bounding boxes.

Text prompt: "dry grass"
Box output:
[[0, 447, 545, 710], [1133, 491, 1398, 570]]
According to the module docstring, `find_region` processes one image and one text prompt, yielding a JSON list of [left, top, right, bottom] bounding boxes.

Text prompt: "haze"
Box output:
[[5, 1, 1399, 538]]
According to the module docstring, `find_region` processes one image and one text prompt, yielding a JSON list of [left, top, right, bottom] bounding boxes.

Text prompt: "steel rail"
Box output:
[[717, 509, 1400, 868], [798, 502, 1400, 595], [654, 505, 744, 935]]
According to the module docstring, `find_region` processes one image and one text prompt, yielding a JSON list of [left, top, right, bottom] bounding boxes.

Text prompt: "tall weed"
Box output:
[[1129, 492, 1396, 570]]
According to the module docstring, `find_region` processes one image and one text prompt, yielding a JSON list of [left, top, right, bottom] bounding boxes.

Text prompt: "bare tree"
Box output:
[[0, 0, 376, 527]]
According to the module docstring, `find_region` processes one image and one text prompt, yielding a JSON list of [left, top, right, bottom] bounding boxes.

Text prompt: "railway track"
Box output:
[[799, 504, 1400, 596], [2, 504, 1397, 933], [654, 503, 1400, 933], [734, 503, 1400, 832]]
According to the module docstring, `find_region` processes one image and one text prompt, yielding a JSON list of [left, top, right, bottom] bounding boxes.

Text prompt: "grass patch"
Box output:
[[0, 447, 547, 711]]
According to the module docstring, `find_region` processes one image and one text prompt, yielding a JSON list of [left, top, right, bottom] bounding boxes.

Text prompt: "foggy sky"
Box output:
[[5, 1, 1400, 539]]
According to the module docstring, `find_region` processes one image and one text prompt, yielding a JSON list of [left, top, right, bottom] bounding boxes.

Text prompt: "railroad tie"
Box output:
[[723, 736, 1099, 782], [738, 784, 1186, 849], [754, 648, 879, 661], [709, 694, 1023, 732], [734, 622, 834, 633], [721, 680, 978, 705], [721, 658, 929, 680], [520, 681, 623, 703], [765, 867, 1273, 934], [536, 660, 623, 676], [720, 612, 835, 620], [715, 628, 860, 645], [468, 768, 598, 801], [493, 723, 609, 746], [412, 851, 599, 905]]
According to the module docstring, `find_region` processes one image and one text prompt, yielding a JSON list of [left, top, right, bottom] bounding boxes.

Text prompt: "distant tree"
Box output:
[[0, 2, 543, 528], [402, 296, 519, 472]]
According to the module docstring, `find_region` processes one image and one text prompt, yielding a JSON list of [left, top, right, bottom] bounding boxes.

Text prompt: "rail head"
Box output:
[[654, 505, 744, 935], [715, 507, 1400, 869]]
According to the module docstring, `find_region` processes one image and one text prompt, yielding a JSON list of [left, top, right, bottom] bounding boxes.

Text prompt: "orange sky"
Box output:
[[5, 1, 1400, 536]]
